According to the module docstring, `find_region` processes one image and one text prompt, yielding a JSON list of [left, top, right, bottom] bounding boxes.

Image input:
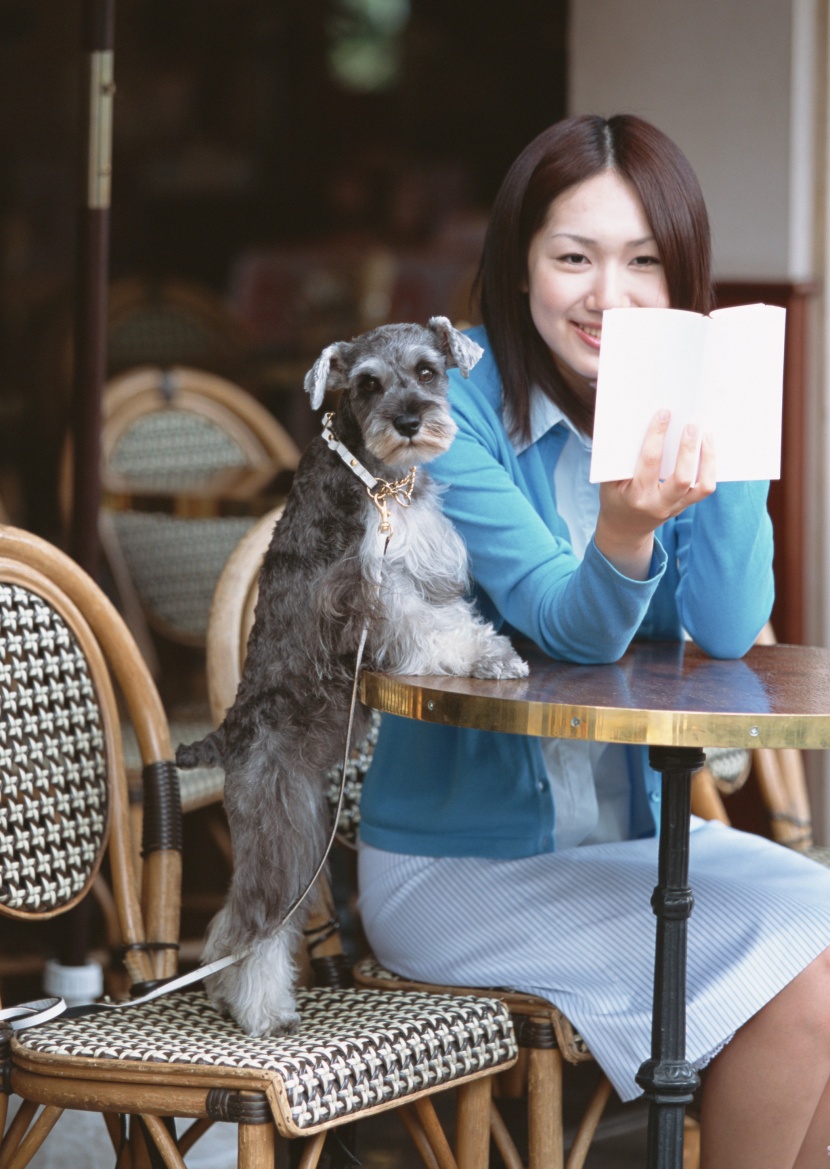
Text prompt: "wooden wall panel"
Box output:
[[714, 281, 819, 645]]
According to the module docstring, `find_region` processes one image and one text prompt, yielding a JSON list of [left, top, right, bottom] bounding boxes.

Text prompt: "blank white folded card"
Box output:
[[589, 303, 786, 483]]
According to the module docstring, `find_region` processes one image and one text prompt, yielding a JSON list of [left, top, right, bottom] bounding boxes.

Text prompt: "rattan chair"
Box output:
[[99, 364, 300, 650], [0, 524, 518, 1169]]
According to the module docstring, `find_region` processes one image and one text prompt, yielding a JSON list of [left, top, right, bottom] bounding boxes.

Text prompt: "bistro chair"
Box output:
[[97, 364, 300, 653], [0, 524, 518, 1169]]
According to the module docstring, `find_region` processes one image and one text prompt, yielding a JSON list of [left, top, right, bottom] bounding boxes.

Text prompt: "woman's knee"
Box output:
[[759, 945, 830, 1047]]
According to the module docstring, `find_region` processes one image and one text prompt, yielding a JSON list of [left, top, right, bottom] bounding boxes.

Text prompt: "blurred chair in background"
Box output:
[[691, 622, 830, 865], [106, 276, 254, 382], [97, 363, 299, 666]]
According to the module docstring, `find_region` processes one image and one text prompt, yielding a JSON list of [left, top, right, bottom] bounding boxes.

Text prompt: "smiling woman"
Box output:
[[357, 113, 830, 1169]]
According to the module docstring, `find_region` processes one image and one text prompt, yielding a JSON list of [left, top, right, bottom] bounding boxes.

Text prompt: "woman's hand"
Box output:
[[594, 409, 716, 580]]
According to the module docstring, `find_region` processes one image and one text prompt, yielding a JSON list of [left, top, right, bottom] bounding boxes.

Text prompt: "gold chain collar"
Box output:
[[367, 468, 416, 536]]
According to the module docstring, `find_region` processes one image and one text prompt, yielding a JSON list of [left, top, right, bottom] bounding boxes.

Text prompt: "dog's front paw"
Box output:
[[470, 637, 529, 680]]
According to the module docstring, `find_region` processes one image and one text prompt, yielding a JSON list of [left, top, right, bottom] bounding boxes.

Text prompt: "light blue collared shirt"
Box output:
[[515, 393, 629, 848]]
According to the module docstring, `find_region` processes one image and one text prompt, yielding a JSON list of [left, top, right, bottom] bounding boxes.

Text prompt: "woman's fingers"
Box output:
[[696, 430, 717, 493], [671, 422, 702, 490], [636, 408, 671, 479]]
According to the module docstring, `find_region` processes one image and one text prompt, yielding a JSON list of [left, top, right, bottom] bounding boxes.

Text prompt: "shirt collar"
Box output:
[[507, 386, 593, 456]]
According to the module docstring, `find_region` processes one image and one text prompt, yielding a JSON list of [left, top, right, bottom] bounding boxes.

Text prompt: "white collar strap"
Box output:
[[321, 412, 380, 490]]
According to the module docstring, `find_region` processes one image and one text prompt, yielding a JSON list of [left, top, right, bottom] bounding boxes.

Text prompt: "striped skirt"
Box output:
[[357, 819, 830, 1101]]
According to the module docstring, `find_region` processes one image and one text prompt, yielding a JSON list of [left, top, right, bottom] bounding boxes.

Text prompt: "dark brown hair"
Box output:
[[477, 114, 713, 440]]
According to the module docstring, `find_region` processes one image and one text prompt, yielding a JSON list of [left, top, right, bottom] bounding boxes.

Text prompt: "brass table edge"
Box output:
[[361, 672, 830, 750]]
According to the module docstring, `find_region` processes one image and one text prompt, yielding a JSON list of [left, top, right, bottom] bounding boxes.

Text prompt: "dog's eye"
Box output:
[[361, 375, 382, 393], [417, 366, 436, 383]]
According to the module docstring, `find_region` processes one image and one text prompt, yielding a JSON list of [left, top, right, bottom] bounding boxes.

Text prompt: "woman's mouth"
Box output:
[[571, 321, 602, 349]]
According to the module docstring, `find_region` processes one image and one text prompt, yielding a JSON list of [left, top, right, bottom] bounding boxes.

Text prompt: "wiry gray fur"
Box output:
[[176, 316, 527, 1036]]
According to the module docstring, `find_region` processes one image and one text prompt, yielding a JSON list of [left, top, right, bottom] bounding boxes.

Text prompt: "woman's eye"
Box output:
[[632, 255, 661, 268], [417, 366, 435, 383], [557, 252, 589, 265]]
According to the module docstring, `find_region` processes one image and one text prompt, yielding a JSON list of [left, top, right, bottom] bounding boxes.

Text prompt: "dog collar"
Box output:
[[321, 412, 416, 537], [321, 412, 380, 490]]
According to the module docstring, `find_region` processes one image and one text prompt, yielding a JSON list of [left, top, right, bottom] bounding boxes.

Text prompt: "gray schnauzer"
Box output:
[[176, 316, 527, 1037]]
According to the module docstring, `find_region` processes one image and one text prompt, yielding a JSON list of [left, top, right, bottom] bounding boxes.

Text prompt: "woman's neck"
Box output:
[[551, 356, 596, 435]]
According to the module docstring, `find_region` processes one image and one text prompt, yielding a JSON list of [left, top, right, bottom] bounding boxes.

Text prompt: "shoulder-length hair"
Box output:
[[477, 113, 713, 441]]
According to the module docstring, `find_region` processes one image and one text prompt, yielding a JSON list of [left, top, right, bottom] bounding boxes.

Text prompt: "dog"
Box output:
[[176, 316, 527, 1037]]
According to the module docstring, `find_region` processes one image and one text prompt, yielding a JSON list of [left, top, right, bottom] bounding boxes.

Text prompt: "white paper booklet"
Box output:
[[589, 303, 786, 483]]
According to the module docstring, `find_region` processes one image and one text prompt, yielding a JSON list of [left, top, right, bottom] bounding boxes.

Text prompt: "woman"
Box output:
[[357, 114, 830, 1167]]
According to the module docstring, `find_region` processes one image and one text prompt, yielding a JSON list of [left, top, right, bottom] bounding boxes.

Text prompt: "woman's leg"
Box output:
[[699, 946, 830, 1169]]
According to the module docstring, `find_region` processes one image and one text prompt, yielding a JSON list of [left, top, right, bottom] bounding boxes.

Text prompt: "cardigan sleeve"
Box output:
[[429, 368, 669, 664], [429, 333, 774, 664], [672, 479, 774, 657]]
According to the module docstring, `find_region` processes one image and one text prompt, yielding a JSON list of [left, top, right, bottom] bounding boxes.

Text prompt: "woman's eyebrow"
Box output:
[[550, 232, 657, 247]]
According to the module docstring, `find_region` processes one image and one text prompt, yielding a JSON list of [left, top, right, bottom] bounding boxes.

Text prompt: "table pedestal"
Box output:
[[636, 746, 705, 1169]]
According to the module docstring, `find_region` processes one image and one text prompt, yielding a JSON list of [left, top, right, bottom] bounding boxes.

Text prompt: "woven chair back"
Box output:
[[0, 525, 180, 987], [106, 277, 251, 379], [99, 366, 300, 648]]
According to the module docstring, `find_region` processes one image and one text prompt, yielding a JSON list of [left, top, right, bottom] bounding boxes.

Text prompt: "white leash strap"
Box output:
[[1, 997, 67, 1032], [0, 953, 250, 1032]]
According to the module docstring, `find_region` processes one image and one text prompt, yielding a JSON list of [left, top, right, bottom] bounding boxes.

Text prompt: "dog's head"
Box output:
[[303, 317, 483, 468]]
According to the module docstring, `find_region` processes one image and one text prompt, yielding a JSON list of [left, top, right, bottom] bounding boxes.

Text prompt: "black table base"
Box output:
[[636, 745, 706, 1169]]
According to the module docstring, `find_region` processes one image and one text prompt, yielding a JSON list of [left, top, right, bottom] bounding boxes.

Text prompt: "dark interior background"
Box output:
[[0, 0, 568, 537]]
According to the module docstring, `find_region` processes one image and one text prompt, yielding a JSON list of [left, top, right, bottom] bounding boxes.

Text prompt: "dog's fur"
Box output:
[[176, 316, 527, 1036]]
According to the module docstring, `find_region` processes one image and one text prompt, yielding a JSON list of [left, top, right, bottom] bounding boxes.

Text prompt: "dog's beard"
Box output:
[[365, 413, 457, 467]]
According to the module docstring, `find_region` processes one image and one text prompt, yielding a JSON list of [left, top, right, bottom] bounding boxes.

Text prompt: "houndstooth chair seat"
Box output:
[[12, 987, 517, 1139]]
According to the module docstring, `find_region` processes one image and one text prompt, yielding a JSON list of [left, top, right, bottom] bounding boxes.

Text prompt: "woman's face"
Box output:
[[525, 169, 669, 391]]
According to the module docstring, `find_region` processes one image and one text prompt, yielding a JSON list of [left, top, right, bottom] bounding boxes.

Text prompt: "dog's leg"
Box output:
[[367, 496, 528, 680], [203, 907, 302, 1036], [200, 733, 329, 1035], [379, 594, 529, 679], [176, 726, 226, 769]]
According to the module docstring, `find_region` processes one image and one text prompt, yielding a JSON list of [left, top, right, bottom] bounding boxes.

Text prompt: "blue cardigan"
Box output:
[[359, 327, 775, 859]]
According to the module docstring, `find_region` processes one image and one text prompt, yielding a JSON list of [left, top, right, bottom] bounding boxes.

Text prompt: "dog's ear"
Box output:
[[427, 316, 484, 379], [304, 342, 347, 411]]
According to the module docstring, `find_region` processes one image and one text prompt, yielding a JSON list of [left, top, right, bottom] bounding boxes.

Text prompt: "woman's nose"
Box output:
[[585, 265, 626, 311]]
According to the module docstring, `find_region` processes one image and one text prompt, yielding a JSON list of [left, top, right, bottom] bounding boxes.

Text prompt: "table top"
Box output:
[[361, 640, 830, 750]]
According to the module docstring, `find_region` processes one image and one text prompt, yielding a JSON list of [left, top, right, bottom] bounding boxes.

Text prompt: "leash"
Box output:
[[3, 415, 409, 1035]]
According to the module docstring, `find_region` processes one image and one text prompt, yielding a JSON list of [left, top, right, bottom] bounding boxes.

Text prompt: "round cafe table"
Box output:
[[361, 638, 830, 1169]]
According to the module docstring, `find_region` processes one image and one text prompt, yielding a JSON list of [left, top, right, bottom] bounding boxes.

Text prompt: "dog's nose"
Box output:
[[394, 413, 421, 438]]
